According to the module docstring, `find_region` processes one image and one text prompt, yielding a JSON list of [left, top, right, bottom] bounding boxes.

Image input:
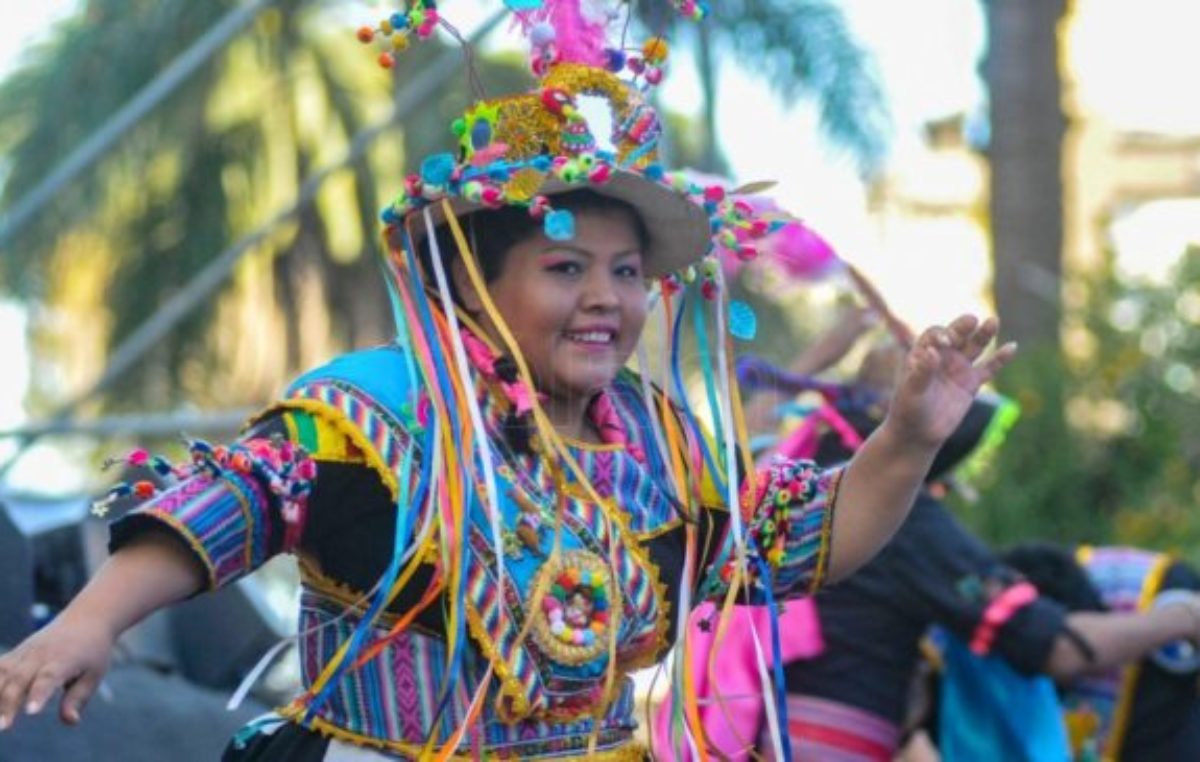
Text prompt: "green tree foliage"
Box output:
[[0, 1, 526, 412], [961, 246, 1200, 563]]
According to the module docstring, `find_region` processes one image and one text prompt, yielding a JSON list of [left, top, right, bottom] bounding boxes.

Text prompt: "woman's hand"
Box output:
[[0, 529, 206, 731], [0, 611, 115, 729], [885, 315, 1016, 448]]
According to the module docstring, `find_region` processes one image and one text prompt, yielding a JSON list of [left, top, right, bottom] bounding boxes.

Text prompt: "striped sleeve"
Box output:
[[109, 470, 274, 590], [108, 411, 330, 590], [700, 458, 843, 602]]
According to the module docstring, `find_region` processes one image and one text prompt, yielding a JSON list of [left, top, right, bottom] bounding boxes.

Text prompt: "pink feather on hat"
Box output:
[[769, 220, 843, 281], [513, 0, 610, 68], [682, 169, 844, 283]]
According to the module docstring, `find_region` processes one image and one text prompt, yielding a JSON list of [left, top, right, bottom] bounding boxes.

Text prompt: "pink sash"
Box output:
[[652, 599, 824, 761]]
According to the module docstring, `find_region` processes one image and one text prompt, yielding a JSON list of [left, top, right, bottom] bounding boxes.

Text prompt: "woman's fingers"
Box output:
[[0, 643, 94, 729], [945, 314, 980, 349], [915, 325, 949, 352], [962, 316, 999, 363], [25, 665, 67, 716], [909, 315, 1015, 392], [0, 656, 31, 730], [60, 672, 100, 725], [922, 315, 1006, 368], [977, 341, 1019, 382]]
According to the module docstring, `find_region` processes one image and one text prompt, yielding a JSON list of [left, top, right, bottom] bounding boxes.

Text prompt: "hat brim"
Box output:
[[404, 170, 712, 278]]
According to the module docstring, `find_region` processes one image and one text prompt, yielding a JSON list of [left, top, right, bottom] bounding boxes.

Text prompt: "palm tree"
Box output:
[[637, 0, 890, 175], [0, 0, 526, 414], [982, 0, 1068, 351]]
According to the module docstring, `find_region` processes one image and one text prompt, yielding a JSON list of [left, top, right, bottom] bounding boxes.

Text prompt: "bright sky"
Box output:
[[0, 0, 77, 78], [3, 1, 1200, 490]]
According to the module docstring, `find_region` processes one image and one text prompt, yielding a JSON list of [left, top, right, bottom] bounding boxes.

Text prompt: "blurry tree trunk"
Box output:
[[983, 0, 1068, 350], [694, 23, 728, 175]]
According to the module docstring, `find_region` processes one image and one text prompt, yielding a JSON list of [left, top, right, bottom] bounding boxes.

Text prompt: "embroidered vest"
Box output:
[[278, 346, 679, 728]]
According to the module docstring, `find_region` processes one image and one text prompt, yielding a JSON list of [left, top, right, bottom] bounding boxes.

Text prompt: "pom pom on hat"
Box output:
[[604, 48, 626, 72], [420, 153, 456, 186], [544, 209, 575, 240], [642, 37, 669, 64], [530, 21, 557, 47], [729, 300, 758, 341]]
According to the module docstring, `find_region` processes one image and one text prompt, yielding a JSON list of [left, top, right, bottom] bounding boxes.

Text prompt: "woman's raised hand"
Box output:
[[885, 315, 1017, 448]]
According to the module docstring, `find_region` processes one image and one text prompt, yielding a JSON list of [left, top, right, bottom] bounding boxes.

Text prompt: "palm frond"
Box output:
[[713, 0, 890, 171], [635, 0, 890, 173]]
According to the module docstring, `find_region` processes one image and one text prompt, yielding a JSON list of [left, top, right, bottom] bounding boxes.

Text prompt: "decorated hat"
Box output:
[[361, 0, 775, 280], [808, 391, 1018, 483]]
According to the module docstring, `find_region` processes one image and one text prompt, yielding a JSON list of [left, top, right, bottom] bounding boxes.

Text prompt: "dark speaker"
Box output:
[[0, 494, 92, 648]]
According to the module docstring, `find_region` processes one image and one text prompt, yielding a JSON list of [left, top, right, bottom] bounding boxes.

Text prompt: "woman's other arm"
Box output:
[[741, 306, 877, 435], [1045, 601, 1200, 679], [827, 315, 1016, 582]]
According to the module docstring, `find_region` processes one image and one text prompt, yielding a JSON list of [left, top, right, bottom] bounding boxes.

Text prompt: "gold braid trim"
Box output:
[[808, 466, 844, 594], [141, 509, 218, 590], [588, 495, 675, 676], [256, 398, 402, 500], [278, 704, 649, 760], [1103, 551, 1174, 762], [632, 518, 683, 542], [230, 473, 257, 573], [559, 437, 624, 453], [297, 555, 415, 630], [463, 597, 535, 722]]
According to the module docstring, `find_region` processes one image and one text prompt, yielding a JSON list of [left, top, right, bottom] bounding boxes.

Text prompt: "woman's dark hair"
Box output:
[[413, 188, 650, 309]]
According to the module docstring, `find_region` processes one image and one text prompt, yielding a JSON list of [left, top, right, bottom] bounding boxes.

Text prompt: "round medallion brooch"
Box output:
[[531, 549, 619, 666]]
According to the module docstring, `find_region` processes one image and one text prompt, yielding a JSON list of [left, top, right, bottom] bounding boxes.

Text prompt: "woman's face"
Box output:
[[472, 209, 648, 401]]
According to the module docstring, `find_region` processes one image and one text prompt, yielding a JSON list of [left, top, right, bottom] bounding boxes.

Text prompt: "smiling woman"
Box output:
[[438, 192, 651, 442]]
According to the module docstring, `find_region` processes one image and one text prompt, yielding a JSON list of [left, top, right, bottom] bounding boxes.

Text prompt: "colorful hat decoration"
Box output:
[[360, 0, 772, 284]]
